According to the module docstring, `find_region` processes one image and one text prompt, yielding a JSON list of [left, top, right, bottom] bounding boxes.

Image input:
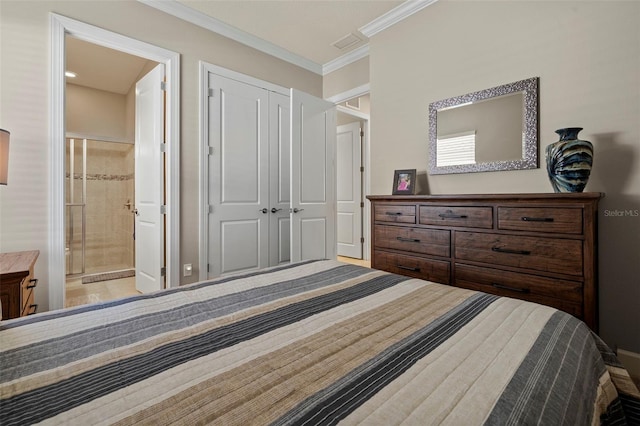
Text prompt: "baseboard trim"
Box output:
[[618, 349, 640, 380]]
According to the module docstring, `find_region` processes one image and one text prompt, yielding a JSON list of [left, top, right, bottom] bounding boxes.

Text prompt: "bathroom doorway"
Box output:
[[63, 36, 158, 307]]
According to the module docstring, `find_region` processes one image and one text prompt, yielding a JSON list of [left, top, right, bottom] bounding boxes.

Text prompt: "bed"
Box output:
[[1, 260, 638, 425]]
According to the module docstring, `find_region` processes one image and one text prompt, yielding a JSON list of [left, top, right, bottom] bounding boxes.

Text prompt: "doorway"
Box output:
[[335, 93, 370, 261], [63, 36, 161, 306], [50, 14, 180, 311]]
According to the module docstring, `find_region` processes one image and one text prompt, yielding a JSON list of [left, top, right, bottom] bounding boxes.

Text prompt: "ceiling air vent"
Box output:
[[332, 33, 363, 50]]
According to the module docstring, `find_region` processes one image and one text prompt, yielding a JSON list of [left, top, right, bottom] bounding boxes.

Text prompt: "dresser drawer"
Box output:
[[455, 264, 582, 318], [455, 232, 583, 276], [455, 264, 582, 303], [420, 206, 493, 229], [498, 207, 583, 234], [374, 252, 450, 284], [375, 205, 416, 224], [375, 225, 450, 257]]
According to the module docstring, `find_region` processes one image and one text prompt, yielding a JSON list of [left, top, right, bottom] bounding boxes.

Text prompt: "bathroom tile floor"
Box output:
[[65, 276, 139, 308]]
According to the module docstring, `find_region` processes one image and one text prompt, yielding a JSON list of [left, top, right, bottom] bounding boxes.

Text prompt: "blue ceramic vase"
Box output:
[[545, 127, 593, 193]]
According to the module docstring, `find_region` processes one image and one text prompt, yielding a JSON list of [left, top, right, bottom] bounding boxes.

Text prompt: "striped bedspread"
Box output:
[[1, 260, 638, 425]]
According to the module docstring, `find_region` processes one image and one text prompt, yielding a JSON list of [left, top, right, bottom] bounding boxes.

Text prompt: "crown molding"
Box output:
[[137, 0, 323, 75], [326, 83, 370, 104], [359, 0, 438, 38], [139, 0, 438, 76], [322, 44, 369, 76]]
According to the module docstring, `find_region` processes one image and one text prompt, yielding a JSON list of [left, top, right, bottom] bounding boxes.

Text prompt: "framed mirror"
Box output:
[[428, 77, 539, 175]]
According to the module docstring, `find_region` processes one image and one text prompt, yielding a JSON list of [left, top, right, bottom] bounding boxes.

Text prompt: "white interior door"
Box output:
[[134, 64, 165, 293], [290, 89, 337, 262], [336, 121, 363, 259], [207, 73, 270, 277], [269, 92, 291, 266]]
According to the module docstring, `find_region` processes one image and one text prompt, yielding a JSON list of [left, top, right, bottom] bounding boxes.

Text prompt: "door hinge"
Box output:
[[208, 88, 215, 97], [161, 81, 167, 91], [208, 146, 214, 156], [360, 202, 365, 208], [160, 205, 167, 214], [207, 263, 210, 273], [360, 166, 364, 173], [360, 130, 364, 137], [160, 143, 167, 153], [161, 266, 166, 276], [360, 237, 365, 244], [208, 205, 214, 214]]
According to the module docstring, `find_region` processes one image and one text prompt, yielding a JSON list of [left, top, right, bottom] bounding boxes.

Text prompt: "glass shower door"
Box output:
[[66, 138, 86, 276]]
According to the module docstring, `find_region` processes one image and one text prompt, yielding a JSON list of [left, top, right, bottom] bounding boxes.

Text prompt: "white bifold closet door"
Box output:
[[207, 73, 335, 278], [269, 92, 292, 267], [290, 89, 337, 263]]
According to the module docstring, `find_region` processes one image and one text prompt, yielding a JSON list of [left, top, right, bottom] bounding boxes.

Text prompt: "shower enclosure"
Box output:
[[65, 137, 135, 277]]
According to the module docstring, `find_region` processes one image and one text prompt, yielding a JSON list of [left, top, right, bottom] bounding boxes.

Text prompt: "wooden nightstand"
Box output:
[[0, 250, 40, 320]]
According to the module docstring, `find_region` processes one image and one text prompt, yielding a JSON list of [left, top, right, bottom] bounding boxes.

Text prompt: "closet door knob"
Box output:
[[271, 208, 282, 213], [293, 208, 305, 213], [259, 208, 268, 214], [132, 209, 139, 216]]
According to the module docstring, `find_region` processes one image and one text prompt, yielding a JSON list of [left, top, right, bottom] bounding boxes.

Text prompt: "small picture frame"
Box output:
[[392, 169, 416, 195]]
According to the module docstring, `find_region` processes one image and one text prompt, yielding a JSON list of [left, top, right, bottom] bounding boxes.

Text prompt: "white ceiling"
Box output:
[[66, 0, 432, 94]]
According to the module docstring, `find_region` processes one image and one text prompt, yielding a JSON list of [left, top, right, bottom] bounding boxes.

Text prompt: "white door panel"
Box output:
[[208, 73, 269, 277], [300, 218, 327, 261], [135, 64, 165, 293], [290, 89, 336, 262], [269, 92, 291, 266], [220, 220, 261, 274], [336, 122, 362, 258], [277, 218, 291, 264]]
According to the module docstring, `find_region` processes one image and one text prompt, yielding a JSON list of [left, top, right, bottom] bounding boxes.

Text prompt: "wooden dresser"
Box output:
[[367, 194, 602, 330], [0, 250, 39, 320]]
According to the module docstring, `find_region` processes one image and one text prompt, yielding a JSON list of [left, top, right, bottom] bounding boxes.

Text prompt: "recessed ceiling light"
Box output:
[[65, 71, 77, 78]]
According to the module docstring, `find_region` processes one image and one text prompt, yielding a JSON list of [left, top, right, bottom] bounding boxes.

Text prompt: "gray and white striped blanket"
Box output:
[[1, 260, 638, 425]]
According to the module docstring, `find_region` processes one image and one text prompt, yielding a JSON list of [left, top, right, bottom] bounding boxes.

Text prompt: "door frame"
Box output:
[[198, 62, 289, 281], [49, 14, 181, 310], [328, 85, 371, 261]]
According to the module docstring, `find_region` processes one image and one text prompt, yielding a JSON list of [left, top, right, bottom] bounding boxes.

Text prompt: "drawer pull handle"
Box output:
[[27, 278, 38, 289], [521, 216, 554, 222], [396, 237, 420, 243], [27, 304, 38, 315], [397, 265, 420, 272], [491, 247, 531, 255], [438, 213, 468, 219], [386, 212, 403, 216], [492, 283, 530, 294]]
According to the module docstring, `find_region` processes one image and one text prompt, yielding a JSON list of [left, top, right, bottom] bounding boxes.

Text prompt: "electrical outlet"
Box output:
[[183, 263, 192, 277]]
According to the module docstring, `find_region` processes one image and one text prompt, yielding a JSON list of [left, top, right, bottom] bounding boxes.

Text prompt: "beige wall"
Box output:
[[323, 56, 369, 99], [66, 84, 129, 141], [369, 1, 640, 352], [0, 1, 322, 311]]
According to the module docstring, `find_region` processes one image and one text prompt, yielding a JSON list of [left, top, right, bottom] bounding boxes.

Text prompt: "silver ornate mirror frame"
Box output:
[[428, 77, 539, 175]]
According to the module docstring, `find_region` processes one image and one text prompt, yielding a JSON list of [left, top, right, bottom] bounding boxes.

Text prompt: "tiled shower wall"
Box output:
[[66, 139, 134, 275]]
